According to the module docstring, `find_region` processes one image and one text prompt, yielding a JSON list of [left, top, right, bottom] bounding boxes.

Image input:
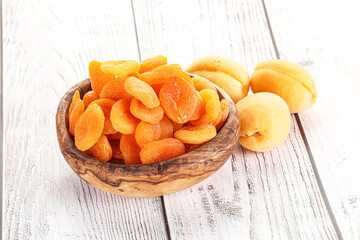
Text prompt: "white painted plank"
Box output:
[[263, 0, 360, 238], [2, 0, 167, 239], [133, 0, 338, 239]]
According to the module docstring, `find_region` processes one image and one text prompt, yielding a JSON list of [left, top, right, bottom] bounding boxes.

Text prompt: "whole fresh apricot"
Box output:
[[236, 92, 291, 152], [250, 60, 317, 113]]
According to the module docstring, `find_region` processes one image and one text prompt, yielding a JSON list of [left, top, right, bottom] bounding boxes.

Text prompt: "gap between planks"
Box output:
[[261, 0, 343, 239], [0, 0, 4, 236], [131, 0, 171, 239]]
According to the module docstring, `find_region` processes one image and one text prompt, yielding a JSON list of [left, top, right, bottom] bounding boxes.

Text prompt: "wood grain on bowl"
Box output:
[[56, 77, 240, 197]]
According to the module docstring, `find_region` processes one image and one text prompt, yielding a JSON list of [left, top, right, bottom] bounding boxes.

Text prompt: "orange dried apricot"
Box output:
[[69, 100, 85, 136], [139, 55, 167, 74], [190, 91, 205, 121], [178, 72, 194, 86], [108, 158, 124, 164], [130, 98, 164, 124], [140, 138, 185, 164], [159, 76, 198, 124], [109, 139, 123, 159], [89, 99, 117, 135], [215, 99, 229, 130], [110, 99, 140, 134], [129, 72, 140, 78], [159, 116, 173, 139], [185, 143, 204, 153], [213, 112, 222, 128], [101, 60, 140, 77], [87, 135, 112, 162], [68, 90, 84, 136], [139, 64, 184, 85], [192, 76, 217, 92], [174, 124, 217, 144], [75, 103, 105, 151], [120, 134, 141, 165], [106, 132, 122, 140], [124, 77, 160, 108], [170, 120, 183, 132], [69, 90, 80, 118], [135, 121, 161, 148], [83, 91, 99, 107], [100, 77, 132, 101], [152, 84, 163, 96], [89, 61, 116, 95], [191, 89, 220, 125]]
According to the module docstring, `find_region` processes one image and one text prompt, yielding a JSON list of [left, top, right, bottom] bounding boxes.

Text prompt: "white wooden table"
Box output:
[[2, 0, 360, 239]]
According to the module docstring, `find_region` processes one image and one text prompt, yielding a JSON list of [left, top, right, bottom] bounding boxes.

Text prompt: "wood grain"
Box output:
[[56, 78, 240, 197], [3, 0, 353, 239], [132, 0, 338, 239], [2, 0, 167, 239], [264, 0, 360, 238]]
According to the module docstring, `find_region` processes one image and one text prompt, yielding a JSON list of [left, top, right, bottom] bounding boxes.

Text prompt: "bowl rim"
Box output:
[[56, 75, 240, 175]]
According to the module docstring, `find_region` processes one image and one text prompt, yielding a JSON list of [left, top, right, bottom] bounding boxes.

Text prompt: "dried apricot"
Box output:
[[185, 143, 204, 153], [129, 72, 140, 78], [192, 76, 217, 92], [75, 103, 105, 151], [87, 135, 112, 162], [101, 60, 140, 77], [139, 55, 167, 74], [135, 121, 161, 148], [170, 120, 183, 132], [159, 116, 173, 139], [109, 139, 123, 159], [69, 100, 85, 136], [190, 91, 205, 121], [120, 134, 141, 165], [106, 132, 122, 140], [68, 90, 84, 136], [124, 77, 160, 108], [89, 99, 117, 135], [139, 64, 185, 85], [191, 89, 220, 125], [100, 77, 132, 101], [178, 72, 194, 86], [159, 76, 198, 124], [215, 99, 229, 130], [140, 138, 185, 164], [89, 61, 116, 95], [174, 124, 216, 144], [110, 99, 140, 134], [130, 98, 164, 124], [69, 90, 80, 118], [108, 158, 124, 164], [83, 91, 99, 107], [152, 84, 163, 96]]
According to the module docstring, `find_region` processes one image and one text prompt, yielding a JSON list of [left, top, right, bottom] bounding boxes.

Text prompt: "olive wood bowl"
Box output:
[[56, 76, 240, 198]]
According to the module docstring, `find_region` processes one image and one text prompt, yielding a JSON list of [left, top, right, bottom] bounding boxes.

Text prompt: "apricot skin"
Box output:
[[87, 135, 112, 162], [140, 138, 185, 164], [110, 99, 140, 134], [250, 60, 317, 113], [191, 89, 220, 125], [236, 92, 291, 152], [74, 104, 105, 151], [174, 124, 216, 144], [192, 76, 217, 92]]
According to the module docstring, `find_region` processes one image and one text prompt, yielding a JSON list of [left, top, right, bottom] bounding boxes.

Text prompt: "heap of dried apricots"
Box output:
[[68, 55, 229, 164]]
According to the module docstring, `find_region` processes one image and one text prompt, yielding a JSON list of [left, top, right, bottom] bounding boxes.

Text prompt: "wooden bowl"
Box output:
[[56, 77, 240, 197]]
